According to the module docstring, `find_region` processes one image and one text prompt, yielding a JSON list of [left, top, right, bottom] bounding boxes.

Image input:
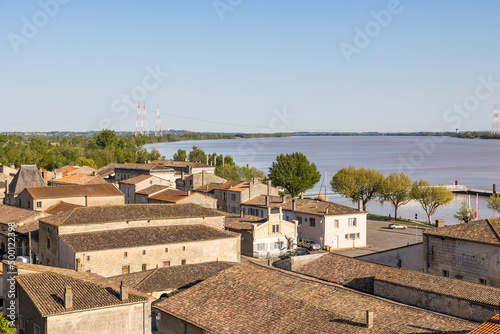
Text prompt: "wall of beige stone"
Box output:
[[156, 312, 206, 334], [39, 222, 60, 266], [374, 280, 497, 322], [46, 302, 151, 334], [64, 236, 240, 277], [424, 235, 500, 287], [149, 194, 217, 209], [17, 192, 124, 211], [357, 243, 424, 271]]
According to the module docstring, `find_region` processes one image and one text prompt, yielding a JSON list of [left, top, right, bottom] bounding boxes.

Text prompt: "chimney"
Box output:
[[202, 170, 206, 186], [187, 190, 191, 196], [92, 171, 97, 176], [64, 286, 73, 309], [267, 180, 271, 195], [435, 219, 445, 228], [181, 171, 185, 180], [265, 195, 269, 207], [299, 193, 303, 199], [120, 281, 129, 301], [366, 310, 374, 328], [240, 209, 243, 218], [249, 183, 252, 199], [292, 199, 296, 212], [358, 199, 363, 212], [281, 195, 286, 203]]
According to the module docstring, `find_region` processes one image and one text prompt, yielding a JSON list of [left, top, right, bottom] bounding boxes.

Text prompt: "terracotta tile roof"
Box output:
[[60, 224, 238, 252], [295, 253, 500, 306], [96, 163, 121, 177], [223, 213, 267, 231], [118, 174, 153, 185], [50, 173, 107, 185], [44, 201, 84, 215], [8, 165, 47, 195], [470, 313, 500, 333], [211, 180, 248, 191], [13, 220, 40, 234], [108, 261, 236, 293], [243, 195, 361, 216], [135, 185, 169, 196], [154, 262, 478, 333], [55, 165, 79, 174], [424, 218, 500, 246], [149, 189, 216, 204], [0, 204, 46, 225], [17, 272, 150, 317], [25, 183, 123, 199], [40, 203, 223, 227], [116, 163, 174, 171]]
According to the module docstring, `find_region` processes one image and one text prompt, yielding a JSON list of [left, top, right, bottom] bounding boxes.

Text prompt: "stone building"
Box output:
[[159, 160, 215, 174], [4, 165, 47, 206], [38, 204, 239, 276], [242, 195, 367, 250], [148, 189, 218, 209], [16, 183, 124, 211], [118, 174, 173, 204], [224, 208, 298, 258], [153, 262, 478, 333], [11, 262, 152, 334], [114, 163, 177, 182], [423, 218, 500, 287], [176, 170, 226, 191], [48, 173, 107, 186]]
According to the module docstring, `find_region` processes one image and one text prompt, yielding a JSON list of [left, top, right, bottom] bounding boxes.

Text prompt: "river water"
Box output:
[[145, 136, 500, 225]]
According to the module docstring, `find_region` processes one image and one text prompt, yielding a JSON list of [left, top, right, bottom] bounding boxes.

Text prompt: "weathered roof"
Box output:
[[136, 185, 169, 196], [423, 218, 500, 246], [243, 195, 362, 216], [154, 262, 478, 333], [470, 313, 500, 333], [60, 224, 238, 252], [223, 213, 267, 231], [118, 174, 153, 185], [40, 203, 223, 227], [55, 165, 79, 174], [115, 163, 174, 172], [210, 180, 248, 191], [17, 271, 150, 317], [149, 189, 216, 204], [8, 165, 47, 196], [295, 253, 500, 306], [109, 261, 236, 293], [44, 201, 84, 215], [50, 173, 107, 185], [96, 163, 121, 177], [0, 204, 46, 225], [24, 183, 123, 199]]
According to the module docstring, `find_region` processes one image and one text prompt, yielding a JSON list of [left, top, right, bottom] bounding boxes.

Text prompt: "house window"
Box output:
[[334, 219, 339, 228], [142, 197, 146, 203], [181, 259, 186, 265], [275, 224, 279, 233], [356, 233, 360, 239], [47, 237, 51, 249], [223, 193, 226, 200], [442, 270, 449, 277], [124, 252, 128, 257], [243, 208, 246, 214], [479, 278, 487, 285], [348, 218, 357, 227], [19, 315, 25, 331], [142, 250, 146, 255], [126, 188, 130, 196], [345, 234, 348, 240], [260, 210, 264, 217], [36, 201, 42, 208], [273, 241, 281, 250], [165, 248, 168, 253], [297, 216, 302, 226], [163, 261, 170, 267], [142, 264, 147, 271], [28, 201, 31, 208], [256, 243, 264, 251], [272, 225, 276, 233], [231, 194, 236, 201], [86, 270, 91, 273], [35, 324, 40, 334], [182, 246, 186, 251], [310, 218, 316, 227], [349, 233, 356, 239], [122, 266, 130, 274], [86, 256, 90, 261], [231, 207, 236, 213]]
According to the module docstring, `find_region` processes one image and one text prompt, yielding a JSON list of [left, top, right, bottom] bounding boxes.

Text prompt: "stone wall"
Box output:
[[357, 243, 424, 271], [16, 192, 124, 211], [156, 312, 205, 334], [39, 223, 59, 266], [374, 280, 497, 322]]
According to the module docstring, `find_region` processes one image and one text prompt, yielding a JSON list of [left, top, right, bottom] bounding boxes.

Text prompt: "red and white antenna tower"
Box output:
[[492, 104, 500, 134], [155, 105, 162, 136], [142, 101, 149, 136], [135, 101, 143, 136]]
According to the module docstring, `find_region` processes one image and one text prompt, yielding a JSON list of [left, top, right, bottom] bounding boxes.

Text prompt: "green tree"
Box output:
[[453, 200, 474, 223], [381, 172, 413, 219], [95, 129, 117, 149], [188, 146, 206, 163], [0, 312, 15, 334], [487, 194, 500, 214], [411, 180, 454, 224], [268, 152, 321, 197], [173, 148, 187, 161], [75, 157, 97, 169], [330, 166, 384, 211]]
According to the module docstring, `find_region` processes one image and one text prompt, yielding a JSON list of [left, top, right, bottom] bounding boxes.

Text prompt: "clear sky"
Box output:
[[2, 0, 500, 133]]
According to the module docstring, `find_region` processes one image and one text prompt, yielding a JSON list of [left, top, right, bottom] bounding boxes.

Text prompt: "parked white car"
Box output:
[[389, 223, 407, 229]]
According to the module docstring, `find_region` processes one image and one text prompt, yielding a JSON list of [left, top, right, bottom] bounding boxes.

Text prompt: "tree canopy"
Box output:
[[0, 312, 15, 334], [268, 152, 321, 197], [173, 148, 187, 161], [487, 194, 500, 214], [453, 200, 475, 223], [411, 180, 454, 223], [330, 166, 384, 211], [380, 172, 413, 219]]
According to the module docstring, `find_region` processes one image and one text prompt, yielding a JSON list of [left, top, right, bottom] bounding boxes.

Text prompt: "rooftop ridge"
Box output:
[[486, 218, 500, 243], [134, 267, 160, 289]]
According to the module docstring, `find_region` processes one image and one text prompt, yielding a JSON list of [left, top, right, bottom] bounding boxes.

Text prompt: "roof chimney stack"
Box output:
[[202, 170, 206, 186], [64, 286, 73, 309], [281, 195, 286, 204], [120, 281, 129, 302], [240, 209, 243, 218], [265, 195, 269, 207], [366, 310, 374, 328], [267, 180, 271, 195], [292, 199, 296, 212], [358, 199, 363, 212], [187, 190, 191, 196], [435, 219, 445, 228]]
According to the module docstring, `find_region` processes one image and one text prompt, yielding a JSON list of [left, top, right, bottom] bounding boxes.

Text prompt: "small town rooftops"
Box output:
[[24, 183, 123, 199], [59, 224, 238, 252], [243, 195, 361, 216], [160, 160, 213, 168], [223, 213, 268, 231], [40, 203, 223, 226], [135, 185, 169, 196], [109, 261, 235, 294], [50, 173, 107, 185], [469, 313, 500, 333], [424, 217, 500, 246], [0, 204, 46, 225], [44, 201, 84, 215], [115, 163, 175, 171], [8, 165, 47, 195], [118, 174, 153, 185], [153, 262, 478, 333], [295, 253, 500, 307], [210, 180, 248, 191], [149, 189, 216, 203], [17, 271, 150, 317]]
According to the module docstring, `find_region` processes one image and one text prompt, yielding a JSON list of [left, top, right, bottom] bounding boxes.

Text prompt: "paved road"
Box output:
[[334, 220, 429, 257]]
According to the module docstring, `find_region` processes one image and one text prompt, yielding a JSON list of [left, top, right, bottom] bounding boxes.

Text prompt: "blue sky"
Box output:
[[1, 0, 500, 133]]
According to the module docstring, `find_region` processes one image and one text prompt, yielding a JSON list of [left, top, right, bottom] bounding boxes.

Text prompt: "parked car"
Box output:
[[389, 223, 407, 229], [292, 248, 311, 256], [302, 239, 321, 251]]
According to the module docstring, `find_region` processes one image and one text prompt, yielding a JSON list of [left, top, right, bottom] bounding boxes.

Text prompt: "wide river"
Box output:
[[145, 136, 500, 225]]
